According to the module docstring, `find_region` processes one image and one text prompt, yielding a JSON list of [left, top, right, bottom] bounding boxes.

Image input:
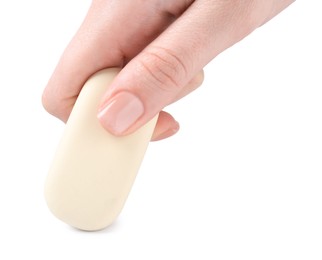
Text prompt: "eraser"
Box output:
[[44, 68, 157, 231]]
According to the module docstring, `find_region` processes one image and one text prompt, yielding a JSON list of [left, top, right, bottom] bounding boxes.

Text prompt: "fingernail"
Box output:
[[98, 92, 144, 135]]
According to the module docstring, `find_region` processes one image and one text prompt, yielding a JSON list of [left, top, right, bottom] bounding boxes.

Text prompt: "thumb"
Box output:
[[97, 2, 204, 136], [97, 44, 194, 136]]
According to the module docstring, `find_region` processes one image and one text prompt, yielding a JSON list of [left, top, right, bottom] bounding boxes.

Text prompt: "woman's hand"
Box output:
[[42, 0, 294, 141]]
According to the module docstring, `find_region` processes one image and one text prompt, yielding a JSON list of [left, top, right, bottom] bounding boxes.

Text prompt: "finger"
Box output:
[[98, 0, 295, 136], [42, 2, 122, 122], [42, 0, 186, 122], [151, 111, 179, 142]]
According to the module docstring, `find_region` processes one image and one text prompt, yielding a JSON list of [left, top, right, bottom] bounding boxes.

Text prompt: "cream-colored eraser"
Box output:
[[44, 68, 158, 231]]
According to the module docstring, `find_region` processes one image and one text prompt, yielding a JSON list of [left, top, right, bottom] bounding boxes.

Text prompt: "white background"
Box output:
[[0, 1, 321, 259]]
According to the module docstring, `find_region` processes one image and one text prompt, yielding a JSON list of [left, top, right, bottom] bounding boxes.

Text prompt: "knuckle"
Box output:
[[231, 0, 270, 35], [41, 89, 53, 114], [195, 70, 204, 87], [139, 46, 189, 93], [209, 0, 261, 39], [41, 87, 70, 122]]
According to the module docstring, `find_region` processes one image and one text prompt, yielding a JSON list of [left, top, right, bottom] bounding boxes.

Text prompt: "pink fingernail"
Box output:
[[98, 92, 144, 135]]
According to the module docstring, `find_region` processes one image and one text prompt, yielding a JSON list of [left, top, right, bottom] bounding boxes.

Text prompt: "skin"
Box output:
[[42, 0, 295, 141]]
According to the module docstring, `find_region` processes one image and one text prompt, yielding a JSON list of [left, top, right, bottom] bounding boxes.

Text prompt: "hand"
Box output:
[[42, 0, 294, 141]]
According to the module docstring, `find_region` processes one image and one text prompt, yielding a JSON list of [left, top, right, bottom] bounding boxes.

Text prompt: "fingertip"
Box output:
[[151, 111, 180, 141], [151, 121, 179, 141]]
